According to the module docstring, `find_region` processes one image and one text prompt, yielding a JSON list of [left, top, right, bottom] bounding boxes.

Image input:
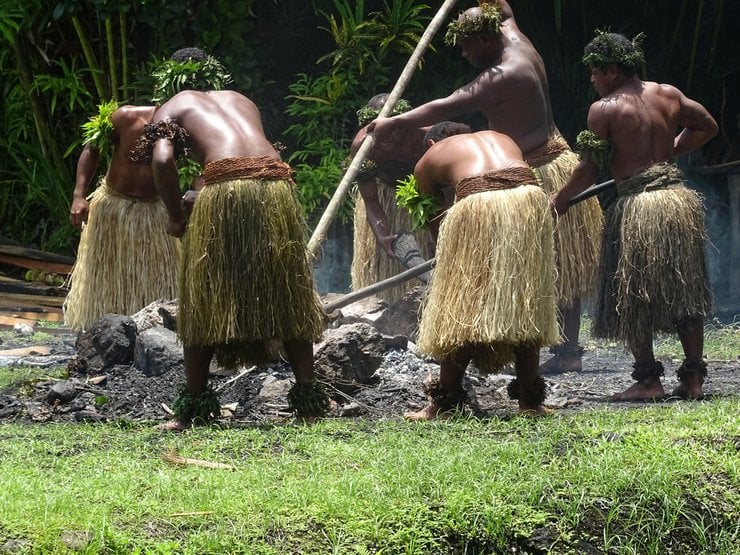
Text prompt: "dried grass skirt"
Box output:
[[533, 150, 604, 307], [592, 164, 711, 349], [178, 177, 324, 368], [416, 185, 559, 373], [63, 182, 180, 331]]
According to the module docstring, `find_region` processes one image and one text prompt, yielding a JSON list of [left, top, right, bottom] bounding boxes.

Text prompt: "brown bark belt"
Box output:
[[203, 156, 294, 186], [616, 163, 683, 196], [523, 135, 569, 167], [455, 166, 537, 200]]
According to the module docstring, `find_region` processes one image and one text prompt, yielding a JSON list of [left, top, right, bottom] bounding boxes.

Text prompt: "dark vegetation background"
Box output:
[[0, 0, 737, 266]]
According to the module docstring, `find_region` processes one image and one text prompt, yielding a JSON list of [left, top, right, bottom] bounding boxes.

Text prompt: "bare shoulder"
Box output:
[[654, 81, 682, 98], [112, 104, 154, 122]]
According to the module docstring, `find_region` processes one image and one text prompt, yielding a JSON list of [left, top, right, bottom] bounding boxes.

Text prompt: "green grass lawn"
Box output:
[[1, 400, 738, 554], [1, 318, 738, 554]]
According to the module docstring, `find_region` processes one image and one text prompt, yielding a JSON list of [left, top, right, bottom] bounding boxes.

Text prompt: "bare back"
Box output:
[[479, 35, 555, 152], [107, 105, 157, 197], [590, 79, 717, 180], [152, 90, 279, 163], [415, 130, 528, 193]]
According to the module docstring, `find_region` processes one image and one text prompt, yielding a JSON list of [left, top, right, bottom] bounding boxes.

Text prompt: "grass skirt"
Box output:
[[593, 164, 711, 349], [64, 182, 180, 331], [178, 177, 324, 369], [417, 185, 559, 373], [533, 150, 603, 307], [351, 182, 434, 303]]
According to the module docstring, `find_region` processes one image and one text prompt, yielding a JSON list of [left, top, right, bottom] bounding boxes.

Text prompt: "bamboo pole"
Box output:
[[306, 0, 461, 257]]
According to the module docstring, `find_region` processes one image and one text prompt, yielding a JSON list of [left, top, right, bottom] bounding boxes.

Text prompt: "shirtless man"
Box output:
[[135, 89, 327, 429], [405, 122, 559, 420], [64, 103, 180, 331], [350, 93, 434, 303], [370, 1, 602, 375], [552, 31, 718, 401]]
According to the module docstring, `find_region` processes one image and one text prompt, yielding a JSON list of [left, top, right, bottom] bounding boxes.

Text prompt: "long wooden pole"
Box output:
[[306, 0, 461, 257], [323, 258, 435, 312]]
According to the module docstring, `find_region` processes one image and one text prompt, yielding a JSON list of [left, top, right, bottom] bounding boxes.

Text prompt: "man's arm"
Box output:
[[358, 178, 398, 258], [151, 138, 186, 237], [370, 86, 484, 154], [70, 144, 100, 229], [551, 104, 605, 215], [673, 90, 719, 158]]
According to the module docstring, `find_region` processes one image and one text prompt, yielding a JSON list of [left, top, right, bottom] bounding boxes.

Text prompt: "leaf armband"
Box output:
[[395, 174, 442, 230], [81, 99, 119, 157], [575, 130, 613, 172]]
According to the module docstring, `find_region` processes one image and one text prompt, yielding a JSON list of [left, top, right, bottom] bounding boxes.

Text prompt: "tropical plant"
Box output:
[[285, 0, 433, 224]]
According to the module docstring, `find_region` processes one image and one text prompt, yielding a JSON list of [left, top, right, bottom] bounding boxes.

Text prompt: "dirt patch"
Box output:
[[0, 326, 738, 425]]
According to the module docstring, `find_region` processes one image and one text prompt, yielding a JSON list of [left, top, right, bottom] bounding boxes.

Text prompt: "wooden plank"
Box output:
[[0, 292, 65, 308], [0, 275, 68, 296], [0, 346, 53, 357], [0, 243, 75, 265], [0, 253, 72, 275], [0, 315, 36, 327]]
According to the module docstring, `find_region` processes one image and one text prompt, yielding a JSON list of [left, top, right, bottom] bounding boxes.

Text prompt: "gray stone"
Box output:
[[133, 326, 183, 377], [258, 375, 292, 399], [315, 322, 385, 393], [131, 299, 178, 332], [47, 380, 77, 404], [69, 314, 137, 374], [374, 286, 424, 341]]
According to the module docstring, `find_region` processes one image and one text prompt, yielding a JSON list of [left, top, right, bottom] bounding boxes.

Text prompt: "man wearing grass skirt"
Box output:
[[405, 122, 559, 420], [130, 58, 328, 430], [551, 32, 718, 401], [370, 1, 603, 375], [350, 93, 435, 304], [64, 48, 218, 332]]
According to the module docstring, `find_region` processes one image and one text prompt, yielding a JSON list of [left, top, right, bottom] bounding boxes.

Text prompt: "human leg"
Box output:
[[672, 317, 706, 399], [158, 344, 216, 431], [611, 338, 666, 401], [540, 298, 584, 375], [404, 346, 471, 421], [508, 344, 550, 415], [284, 339, 330, 420]]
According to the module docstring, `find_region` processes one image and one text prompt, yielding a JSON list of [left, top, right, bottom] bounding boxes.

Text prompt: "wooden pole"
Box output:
[[306, 0, 461, 257], [323, 258, 435, 312]]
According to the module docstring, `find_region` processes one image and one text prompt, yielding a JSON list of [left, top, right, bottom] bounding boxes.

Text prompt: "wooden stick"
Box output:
[[323, 258, 435, 312], [306, 0, 462, 257], [567, 179, 615, 206], [161, 450, 236, 471]]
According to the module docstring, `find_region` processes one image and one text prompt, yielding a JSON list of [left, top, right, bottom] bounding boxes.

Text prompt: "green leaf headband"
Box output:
[[444, 3, 503, 47], [357, 98, 412, 127], [582, 30, 645, 73], [151, 56, 232, 103]]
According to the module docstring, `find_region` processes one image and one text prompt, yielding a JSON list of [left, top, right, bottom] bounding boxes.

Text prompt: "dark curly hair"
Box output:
[[582, 31, 645, 76], [170, 47, 207, 63], [423, 121, 471, 149]]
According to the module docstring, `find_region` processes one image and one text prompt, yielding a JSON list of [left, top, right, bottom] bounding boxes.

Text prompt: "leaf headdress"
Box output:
[[444, 2, 503, 47], [151, 56, 232, 103]]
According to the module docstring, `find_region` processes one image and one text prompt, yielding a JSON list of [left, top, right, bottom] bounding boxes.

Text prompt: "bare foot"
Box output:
[[517, 404, 554, 417], [671, 374, 705, 399], [539, 353, 582, 375], [403, 403, 452, 421], [611, 378, 665, 401], [155, 419, 191, 432]]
